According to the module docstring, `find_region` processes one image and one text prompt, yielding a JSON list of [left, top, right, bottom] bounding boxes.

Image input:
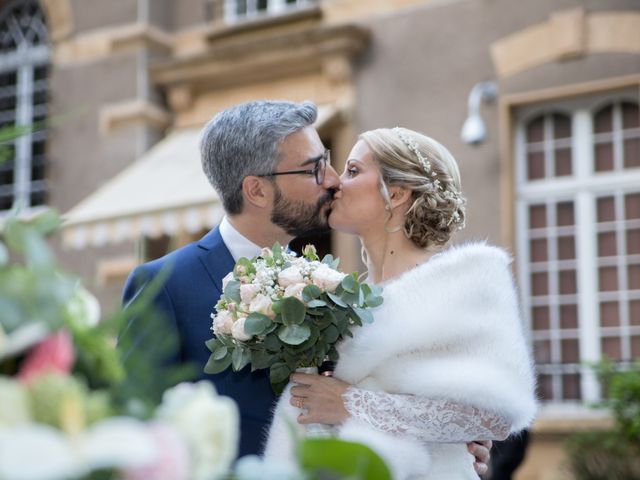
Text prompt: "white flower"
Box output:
[[240, 284, 260, 304], [156, 382, 239, 480], [66, 285, 101, 328], [222, 272, 235, 291], [212, 311, 234, 336], [0, 378, 31, 426], [231, 317, 252, 342], [311, 265, 346, 292], [277, 266, 303, 287], [249, 293, 275, 319], [283, 283, 306, 301], [0, 322, 48, 362]]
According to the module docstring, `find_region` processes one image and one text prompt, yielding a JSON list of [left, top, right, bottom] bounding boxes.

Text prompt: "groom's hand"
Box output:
[[468, 440, 492, 476], [289, 373, 350, 425]]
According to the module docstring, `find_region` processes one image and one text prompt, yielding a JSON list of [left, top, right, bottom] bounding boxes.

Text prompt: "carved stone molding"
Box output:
[[491, 9, 640, 78]]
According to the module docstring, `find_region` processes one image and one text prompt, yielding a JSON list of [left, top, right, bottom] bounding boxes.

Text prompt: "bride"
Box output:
[[264, 127, 537, 479]]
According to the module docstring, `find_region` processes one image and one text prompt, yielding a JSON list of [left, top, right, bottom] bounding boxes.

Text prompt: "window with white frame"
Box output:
[[223, 0, 314, 23], [0, 0, 49, 212], [516, 90, 640, 404]]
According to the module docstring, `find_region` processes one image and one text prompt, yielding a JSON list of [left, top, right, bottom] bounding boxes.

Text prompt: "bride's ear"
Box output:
[[389, 185, 412, 209]]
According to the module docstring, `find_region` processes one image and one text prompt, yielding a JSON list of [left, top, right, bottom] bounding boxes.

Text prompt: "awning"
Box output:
[[61, 103, 341, 250], [62, 128, 223, 249]]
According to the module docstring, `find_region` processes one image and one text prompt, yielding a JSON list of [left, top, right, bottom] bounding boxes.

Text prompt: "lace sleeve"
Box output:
[[342, 387, 511, 443]]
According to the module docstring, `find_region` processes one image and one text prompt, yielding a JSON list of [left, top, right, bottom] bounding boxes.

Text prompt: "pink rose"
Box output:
[[18, 330, 75, 383], [277, 266, 303, 287], [249, 294, 275, 319], [231, 317, 252, 342], [240, 284, 260, 304], [311, 265, 346, 293], [212, 311, 234, 336], [283, 283, 306, 301]]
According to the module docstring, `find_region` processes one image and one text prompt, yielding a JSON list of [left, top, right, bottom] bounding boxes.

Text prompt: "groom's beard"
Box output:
[[270, 185, 334, 238]]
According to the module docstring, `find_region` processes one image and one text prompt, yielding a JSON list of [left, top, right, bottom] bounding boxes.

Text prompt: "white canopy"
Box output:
[[62, 128, 223, 249]]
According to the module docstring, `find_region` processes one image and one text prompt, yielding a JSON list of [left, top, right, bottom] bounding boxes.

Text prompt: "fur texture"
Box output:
[[265, 243, 537, 479]]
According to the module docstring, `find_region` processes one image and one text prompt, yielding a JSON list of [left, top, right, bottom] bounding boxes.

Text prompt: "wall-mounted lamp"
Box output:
[[460, 81, 498, 146]]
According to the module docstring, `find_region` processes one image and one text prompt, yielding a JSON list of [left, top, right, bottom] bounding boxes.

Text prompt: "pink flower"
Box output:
[[18, 330, 75, 383], [122, 423, 190, 480]]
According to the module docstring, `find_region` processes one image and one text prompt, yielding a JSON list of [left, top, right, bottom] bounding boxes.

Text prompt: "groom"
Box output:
[[120, 100, 491, 473]]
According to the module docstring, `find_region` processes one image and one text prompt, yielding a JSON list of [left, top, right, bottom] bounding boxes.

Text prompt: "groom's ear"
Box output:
[[389, 185, 412, 209], [242, 176, 271, 208]]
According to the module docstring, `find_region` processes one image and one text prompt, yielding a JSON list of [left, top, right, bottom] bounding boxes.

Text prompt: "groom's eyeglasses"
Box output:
[[257, 149, 330, 186]]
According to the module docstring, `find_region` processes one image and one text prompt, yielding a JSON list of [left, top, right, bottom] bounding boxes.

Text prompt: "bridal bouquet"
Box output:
[[204, 244, 383, 393]]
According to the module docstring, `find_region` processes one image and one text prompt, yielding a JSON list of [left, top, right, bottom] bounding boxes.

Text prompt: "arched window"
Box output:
[[0, 0, 49, 211]]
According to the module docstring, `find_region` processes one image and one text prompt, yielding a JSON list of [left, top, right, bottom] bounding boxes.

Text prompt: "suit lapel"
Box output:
[[197, 227, 236, 295]]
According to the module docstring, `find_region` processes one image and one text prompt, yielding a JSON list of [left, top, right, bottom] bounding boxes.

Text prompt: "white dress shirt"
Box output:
[[218, 216, 263, 262]]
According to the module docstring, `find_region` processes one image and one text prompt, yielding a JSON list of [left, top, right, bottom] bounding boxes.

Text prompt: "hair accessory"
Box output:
[[393, 127, 442, 191]]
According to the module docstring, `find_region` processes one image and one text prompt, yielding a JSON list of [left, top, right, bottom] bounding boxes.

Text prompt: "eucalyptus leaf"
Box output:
[[341, 275, 358, 294], [352, 306, 374, 324], [204, 353, 232, 374], [232, 347, 251, 371], [270, 361, 291, 384], [302, 284, 322, 301], [277, 324, 311, 345], [365, 294, 384, 308], [321, 324, 340, 344], [250, 349, 273, 371], [326, 292, 348, 308], [244, 312, 273, 335], [223, 280, 241, 303], [306, 299, 326, 308], [263, 333, 281, 352], [281, 297, 306, 326]]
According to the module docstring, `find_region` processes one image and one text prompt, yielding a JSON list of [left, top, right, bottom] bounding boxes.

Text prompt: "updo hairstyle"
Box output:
[[359, 128, 466, 249]]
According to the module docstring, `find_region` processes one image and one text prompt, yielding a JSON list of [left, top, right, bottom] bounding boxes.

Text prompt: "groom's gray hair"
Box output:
[[200, 100, 318, 214]]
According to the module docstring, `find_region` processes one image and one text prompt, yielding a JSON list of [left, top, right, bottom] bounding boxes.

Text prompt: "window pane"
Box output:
[[527, 151, 545, 180], [557, 236, 575, 260], [537, 374, 553, 401], [257, 0, 268, 10], [556, 202, 574, 226], [532, 272, 548, 296], [561, 339, 579, 363], [553, 113, 571, 139], [597, 231, 617, 257], [530, 238, 547, 262], [601, 337, 622, 361], [597, 196, 615, 222], [594, 142, 614, 172], [626, 230, 640, 257], [594, 105, 613, 133], [628, 264, 640, 290], [626, 193, 640, 219], [600, 301, 620, 327], [559, 270, 577, 294], [534, 340, 551, 363], [554, 148, 572, 176], [532, 306, 550, 330], [562, 374, 581, 400], [526, 116, 544, 142], [622, 102, 639, 129], [624, 138, 640, 169], [30, 190, 46, 206], [599, 267, 618, 291], [630, 300, 640, 326], [560, 304, 578, 329], [529, 204, 546, 229]]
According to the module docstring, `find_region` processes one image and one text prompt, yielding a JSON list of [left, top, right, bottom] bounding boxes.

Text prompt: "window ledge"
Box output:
[[207, 5, 322, 42]]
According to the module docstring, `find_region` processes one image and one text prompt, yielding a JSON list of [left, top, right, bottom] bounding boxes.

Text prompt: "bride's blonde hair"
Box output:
[[359, 128, 466, 249]]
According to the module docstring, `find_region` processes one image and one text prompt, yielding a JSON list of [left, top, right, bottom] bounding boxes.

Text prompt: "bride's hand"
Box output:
[[289, 373, 351, 425]]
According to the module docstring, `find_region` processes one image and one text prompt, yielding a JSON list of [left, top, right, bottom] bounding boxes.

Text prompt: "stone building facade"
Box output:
[[2, 0, 638, 478]]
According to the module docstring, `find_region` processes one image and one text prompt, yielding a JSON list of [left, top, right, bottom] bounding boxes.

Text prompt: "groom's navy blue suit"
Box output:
[[121, 226, 276, 457]]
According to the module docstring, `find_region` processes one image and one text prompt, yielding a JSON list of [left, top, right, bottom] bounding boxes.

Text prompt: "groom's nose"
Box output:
[[322, 164, 341, 191]]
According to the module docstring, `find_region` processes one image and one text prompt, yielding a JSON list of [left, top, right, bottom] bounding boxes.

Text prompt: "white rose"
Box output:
[[222, 272, 235, 291], [283, 283, 306, 301], [240, 284, 260, 304], [277, 266, 303, 287], [156, 382, 239, 480], [249, 294, 275, 319], [231, 317, 252, 342], [311, 265, 346, 292], [212, 311, 234, 336]]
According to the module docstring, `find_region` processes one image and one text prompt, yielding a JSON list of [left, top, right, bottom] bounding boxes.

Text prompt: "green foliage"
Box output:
[[298, 438, 392, 480], [566, 360, 640, 479]]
